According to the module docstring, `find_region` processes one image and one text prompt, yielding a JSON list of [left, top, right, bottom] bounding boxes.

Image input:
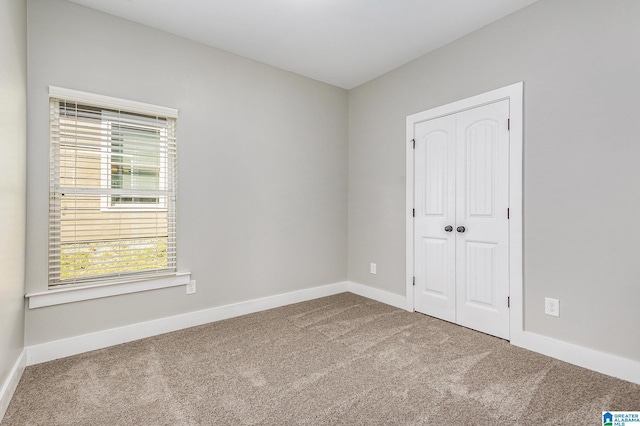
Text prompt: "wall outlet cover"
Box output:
[[186, 280, 196, 295], [545, 297, 559, 317]]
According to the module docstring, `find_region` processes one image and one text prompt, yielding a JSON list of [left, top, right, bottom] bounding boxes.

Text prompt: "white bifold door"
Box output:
[[413, 100, 510, 339]]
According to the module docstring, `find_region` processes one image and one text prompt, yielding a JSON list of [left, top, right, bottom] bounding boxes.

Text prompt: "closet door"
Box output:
[[455, 100, 510, 339], [413, 114, 456, 323], [413, 100, 510, 339]]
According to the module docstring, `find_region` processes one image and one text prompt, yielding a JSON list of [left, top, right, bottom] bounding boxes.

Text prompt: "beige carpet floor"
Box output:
[[3, 293, 639, 425]]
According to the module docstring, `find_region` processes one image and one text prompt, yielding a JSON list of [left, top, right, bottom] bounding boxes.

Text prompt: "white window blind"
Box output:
[[49, 91, 178, 288]]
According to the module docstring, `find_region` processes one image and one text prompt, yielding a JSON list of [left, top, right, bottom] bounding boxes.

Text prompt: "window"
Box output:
[[101, 119, 166, 209], [49, 87, 178, 288]]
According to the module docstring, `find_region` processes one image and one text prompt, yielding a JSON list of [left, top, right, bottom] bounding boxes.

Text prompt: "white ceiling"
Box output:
[[67, 0, 539, 89]]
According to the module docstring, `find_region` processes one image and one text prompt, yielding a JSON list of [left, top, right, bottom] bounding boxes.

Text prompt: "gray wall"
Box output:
[[25, 0, 348, 345], [348, 0, 640, 361], [24, 0, 640, 364], [0, 0, 27, 390]]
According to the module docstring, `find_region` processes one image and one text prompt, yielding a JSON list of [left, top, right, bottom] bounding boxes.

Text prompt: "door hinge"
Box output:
[[507, 118, 510, 130], [508, 296, 510, 308], [411, 139, 415, 149], [412, 208, 415, 217], [413, 276, 415, 286], [507, 208, 510, 219]]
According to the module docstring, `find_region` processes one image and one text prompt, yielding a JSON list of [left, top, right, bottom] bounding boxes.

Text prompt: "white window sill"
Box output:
[[25, 272, 191, 309]]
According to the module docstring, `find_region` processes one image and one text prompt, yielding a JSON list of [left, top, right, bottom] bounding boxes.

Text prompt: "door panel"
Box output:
[[423, 130, 448, 215], [464, 241, 497, 306], [466, 121, 497, 217], [422, 237, 447, 294]]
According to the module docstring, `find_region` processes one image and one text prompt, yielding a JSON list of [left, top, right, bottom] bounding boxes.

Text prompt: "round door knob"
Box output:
[[456, 226, 466, 233], [444, 225, 453, 232]]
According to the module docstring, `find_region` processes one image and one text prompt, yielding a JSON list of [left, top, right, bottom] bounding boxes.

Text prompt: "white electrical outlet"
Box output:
[[370, 263, 377, 274], [186, 280, 196, 295], [545, 297, 559, 317]]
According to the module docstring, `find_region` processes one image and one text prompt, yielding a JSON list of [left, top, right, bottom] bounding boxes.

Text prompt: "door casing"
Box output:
[[406, 82, 523, 341]]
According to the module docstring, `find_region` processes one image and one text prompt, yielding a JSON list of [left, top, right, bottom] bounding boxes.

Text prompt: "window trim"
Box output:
[[49, 86, 178, 119], [26, 272, 192, 309]]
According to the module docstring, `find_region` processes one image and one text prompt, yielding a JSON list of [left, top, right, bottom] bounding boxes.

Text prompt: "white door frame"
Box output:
[[406, 82, 523, 341]]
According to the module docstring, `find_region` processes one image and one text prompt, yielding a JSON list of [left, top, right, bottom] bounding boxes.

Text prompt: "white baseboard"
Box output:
[[511, 331, 640, 385], [26, 281, 349, 366], [0, 349, 26, 423], [347, 281, 408, 310]]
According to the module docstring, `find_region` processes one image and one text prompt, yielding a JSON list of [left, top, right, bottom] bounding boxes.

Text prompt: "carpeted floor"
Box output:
[[3, 293, 639, 425]]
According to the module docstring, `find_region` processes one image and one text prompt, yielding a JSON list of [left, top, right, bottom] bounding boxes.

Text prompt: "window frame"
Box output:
[[99, 118, 168, 211]]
